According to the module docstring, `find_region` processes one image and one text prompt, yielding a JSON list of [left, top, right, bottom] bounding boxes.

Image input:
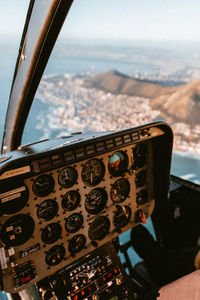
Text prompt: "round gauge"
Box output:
[[113, 205, 132, 229], [65, 213, 83, 233], [62, 191, 80, 211], [41, 223, 62, 244], [110, 178, 130, 203], [81, 159, 105, 186], [37, 199, 58, 221], [0, 214, 34, 247], [85, 188, 107, 215], [68, 234, 86, 255], [108, 151, 128, 177], [136, 189, 148, 205], [133, 144, 148, 168], [32, 174, 54, 197], [135, 171, 147, 188], [0, 184, 29, 215], [58, 167, 78, 188], [45, 245, 65, 266], [88, 216, 110, 241]]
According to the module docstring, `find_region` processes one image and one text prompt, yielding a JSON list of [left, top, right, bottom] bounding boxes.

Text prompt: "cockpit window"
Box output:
[[0, 0, 29, 146], [19, 1, 200, 182]]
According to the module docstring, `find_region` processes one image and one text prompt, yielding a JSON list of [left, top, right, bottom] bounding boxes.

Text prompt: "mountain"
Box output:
[[85, 70, 200, 124], [85, 70, 177, 99], [151, 80, 200, 124]]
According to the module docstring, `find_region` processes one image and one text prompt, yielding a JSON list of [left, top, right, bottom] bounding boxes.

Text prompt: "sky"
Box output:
[[1, 0, 200, 42]]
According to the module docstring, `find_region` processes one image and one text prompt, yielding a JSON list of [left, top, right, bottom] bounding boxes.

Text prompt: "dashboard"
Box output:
[[0, 123, 173, 293]]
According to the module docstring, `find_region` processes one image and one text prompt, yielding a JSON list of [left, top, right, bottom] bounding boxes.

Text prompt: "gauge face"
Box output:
[[133, 144, 148, 168], [65, 213, 83, 233], [110, 178, 130, 203], [81, 159, 105, 186], [85, 188, 107, 215], [108, 151, 128, 177], [135, 170, 147, 188], [32, 174, 54, 197], [136, 189, 148, 205], [0, 214, 34, 247], [37, 199, 58, 221], [68, 234, 86, 255], [62, 191, 80, 211], [41, 223, 62, 244], [0, 184, 29, 214], [58, 167, 78, 188], [88, 216, 110, 241], [113, 205, 132, 229], [45, 245, 65, 266]]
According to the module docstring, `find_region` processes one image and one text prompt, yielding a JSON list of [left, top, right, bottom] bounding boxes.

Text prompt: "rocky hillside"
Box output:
[[85, 70, 177, 98], [85, 70, 200, 124]]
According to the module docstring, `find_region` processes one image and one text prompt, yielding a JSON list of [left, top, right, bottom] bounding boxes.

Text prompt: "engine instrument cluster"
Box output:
[[0, 123, 173, 293]]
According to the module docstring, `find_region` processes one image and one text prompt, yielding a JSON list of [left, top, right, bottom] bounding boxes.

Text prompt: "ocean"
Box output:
[[0, 39, 200, 297]]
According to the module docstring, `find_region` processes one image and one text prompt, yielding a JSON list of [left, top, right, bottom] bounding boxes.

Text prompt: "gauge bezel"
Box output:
[[61, 190, 80, 211], [113, 205, 132, 229], [0, 214, 35, 247], [88, 216, 110, 241], [32, 174, 55, 197], [65, 213, 83, 233], [108, 150, 128, 177], [58, 166, 78, 188], [37, 199, 59, 221], [85, 188, 108, 215], [45, 245, 65, 266], [68, 234, 86, 254], [41, 222, 62, 244], [110, 178, 130, 203], [133, 143, 148, 168], [81, 158, 105, 186]]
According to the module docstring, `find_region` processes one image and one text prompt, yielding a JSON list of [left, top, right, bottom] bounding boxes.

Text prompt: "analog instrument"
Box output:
[[108, 151, 128, 177], [88, 216, 110, 241], [0, 214, 34, 247], [61, 190, 80, 211], [68, 234, 86, 255], [81, 159, 105, 186], [85, 188, 107, 215], [32, 174, 54, 197], [135, 170, 147, 188], [65, 213, 83, 233], [110, 178, 130, 203], [113, 205, 132, 229], [45, 245, 65, 266], [41, 223, 62, 244], [133, 143, 148, 168], [0, 184, 29, 215], [136, 189, 148, 205], [58, 167, 78, 188], [37, 199, 58, 221]]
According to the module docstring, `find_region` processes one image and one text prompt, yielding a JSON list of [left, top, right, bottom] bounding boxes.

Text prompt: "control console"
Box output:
[[0, 123, 173, 293]]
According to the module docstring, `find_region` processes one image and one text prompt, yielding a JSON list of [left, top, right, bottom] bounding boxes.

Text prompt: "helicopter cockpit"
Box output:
[[1, 1, 200, 300]]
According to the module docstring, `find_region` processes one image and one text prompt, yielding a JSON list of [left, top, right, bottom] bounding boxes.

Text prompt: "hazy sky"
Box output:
[[1, 0, 200, 42], [1, 0, 200, 41]]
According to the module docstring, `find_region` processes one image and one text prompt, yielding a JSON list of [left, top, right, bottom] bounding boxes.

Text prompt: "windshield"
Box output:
[[0, 1, 29, 145], [2, 0, 200, 183]]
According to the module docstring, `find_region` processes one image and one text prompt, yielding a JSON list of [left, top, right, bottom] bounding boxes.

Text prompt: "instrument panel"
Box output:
[[0, 123, 173, 293]]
